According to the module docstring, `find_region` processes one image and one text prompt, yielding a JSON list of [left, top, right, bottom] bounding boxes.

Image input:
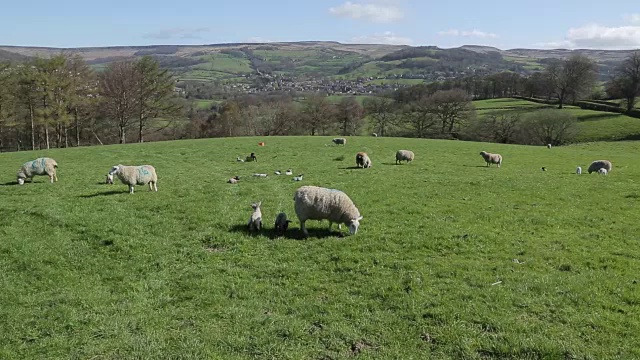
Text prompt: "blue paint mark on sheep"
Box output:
[[138, 167, 150, 177]]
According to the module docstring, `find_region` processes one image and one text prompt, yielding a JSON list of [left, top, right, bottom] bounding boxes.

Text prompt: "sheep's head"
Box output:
[[348, 216, 363, 235], [251, 201, 262, 210], [106, 174, 114, 184], [16, 171, 26, 185], [479, 151, 487, 156], [108, 165, 122, 176]]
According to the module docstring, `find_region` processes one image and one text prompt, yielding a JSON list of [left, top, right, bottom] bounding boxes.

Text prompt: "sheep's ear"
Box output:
[[356, 216, 363, 221]]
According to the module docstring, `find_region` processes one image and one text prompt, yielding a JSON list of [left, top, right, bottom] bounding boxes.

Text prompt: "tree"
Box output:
[[66, 54, 96, 146], [335, 96, 364, 136], [427, 89, 474, 136], [468, 111, 523, 144], [401, 96, 437, 138], [0, 63, 18, 151], [17, 64, 39, 150], [99, 60, 139, 144], [606, 51, 640, 112], [521, 109, 578, 145], [301, 93, 331, 136], [545, 55, 597, 109], [134, 56, 182, 143], [363, 96, 396, 137]]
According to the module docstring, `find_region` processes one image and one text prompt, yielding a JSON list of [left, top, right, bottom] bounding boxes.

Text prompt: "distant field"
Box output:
[[1, 136, 639, 359]]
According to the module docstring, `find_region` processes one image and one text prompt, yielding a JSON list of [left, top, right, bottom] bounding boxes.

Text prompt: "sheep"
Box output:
[[588, 160, 612, 174], [355, 152, 372, 168], [275, 170, 282, 175], [547, 144, 552, 149], [285, 169, 293, 175], [541, 167, 547, 172], [17, 157, 58, 185], [248, 201, 262, 232], [253, 173, 268, 177], [228, 176, 240, 184], [332, 138, 346, 146], [108, 164, 158, 194], [372, 133, 378, 137], [246, 153, 257, 162], [293, 186, 362, 237], [106, 173, 114, 184], [395, 150, 414, 165], [576, 166, 582, 175], [236, 156, 245, 163], [274, 212, 292, 234], [480, 151, 502, 168], [292, 174, 304, 181], [598, 168, 608, 175]]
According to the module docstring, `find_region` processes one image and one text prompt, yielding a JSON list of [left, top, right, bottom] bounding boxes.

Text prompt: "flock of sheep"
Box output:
[[12, 138, 614, 237]]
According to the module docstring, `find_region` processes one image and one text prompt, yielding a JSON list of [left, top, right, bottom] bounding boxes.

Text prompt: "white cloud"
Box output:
[[329, 1, 404, 23], [349, 31, 412, 45], [437, 29, 498, 39], [539, 23, 640, 49], [624, 13, 640, 23], [143, 27, 209, 40]]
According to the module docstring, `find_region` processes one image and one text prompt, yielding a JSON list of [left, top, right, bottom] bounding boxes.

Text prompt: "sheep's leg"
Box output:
[[129, 185, 135, 194], [300, 220, 308, 237], [49, 175, 54, 183], [54, 173, 58, 182], [154, 182, 158, 192]]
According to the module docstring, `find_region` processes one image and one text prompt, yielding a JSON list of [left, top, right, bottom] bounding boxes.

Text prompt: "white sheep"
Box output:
[[576, 166, 582, 175], [248, 202, 262, 232], [547, 144, 552, 149], [292, 174, 304, 181], [275, 170, 282, 175], [598, 168, 608, 175], [480, 151, 502, 168], [332, 138, 346, 146], [372, 133, 378, 137], [274, 212, 292, 234], [293, 185, 362, 237], [588, 160, 612, 174], [236, 156, 245, 163], [355, 152, 372, 168], [285, 169, 293, 176], [108, 164, 158, 194], [228, 176, 240, 184], [17, 157, 58, 185], [253, 173, 268, 177], [395, 150, 414, 164]]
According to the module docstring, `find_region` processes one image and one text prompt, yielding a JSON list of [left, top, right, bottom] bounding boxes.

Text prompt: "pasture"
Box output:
[[1, 136, 639, 359]]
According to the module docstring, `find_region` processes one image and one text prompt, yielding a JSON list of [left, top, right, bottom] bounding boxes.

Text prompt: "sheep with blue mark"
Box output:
[[17, 157, 58, 185], [108, 164, 158, 194]]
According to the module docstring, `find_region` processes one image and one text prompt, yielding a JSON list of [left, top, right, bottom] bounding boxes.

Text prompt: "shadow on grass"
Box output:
[[0, 181, 20, 186], [79, 190, 125, 198], [339, 166, 365, 170], [462, 165, 490, 168], [228, 224, 345, 240], [380, 162, 403, 166], [577, 113, 623, 122]]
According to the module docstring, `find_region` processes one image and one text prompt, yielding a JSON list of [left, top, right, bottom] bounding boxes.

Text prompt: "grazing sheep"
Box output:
[[588, 160, 612, 174], [274, 212, 292, 234], [395, 150, 414, 165], [285, 169, 293, 176], [480, 151, 502, 168], [372, 133, 378, 137], [108, 164, 158, 194], [248, 202, 262, 232], [293, 186, 362, 237], [106, 173, 114, 184], [246, 153, 257, 162], [236, 156, 245, 163], [547, 144, 552, 149], [228, 176, 240, 184], [576, 166, 582, 175], [17, 157, 58, 185], [598, 168, 608, 175], [355, 152, 372, 168], [292, 174, 304, 181], [332, 138, 346, 146], [275, 170, 282, 175], [541, 167, 547, 172]]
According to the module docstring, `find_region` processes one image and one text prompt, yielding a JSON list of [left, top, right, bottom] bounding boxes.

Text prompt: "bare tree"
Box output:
[[363, 96, 396, 137], [469, 112, 523, 143], [66, 54, 96, 146], [99, 60, 139, 144], [428, 89, 474, 136], [545, 55, 597, 109], [335, 96, 364, 136], [0, 63, 18, 151], [301, 93, 331, 135], [606, 51, 640, 112], [521, 109, 578, 145], [401, 96, 437, 138]]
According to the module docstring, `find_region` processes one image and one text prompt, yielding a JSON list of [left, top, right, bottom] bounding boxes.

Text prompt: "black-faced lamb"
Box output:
[[588, 160, 612, 174], [274, 212, 292, 234], [108, 164, 158, 194], [355, 152, 372, 168], [576, 166, 582, 175], [246, 153, 257, 162], [17, 157, 58, 185], [395, 150, 414, 164], [332, 138, 346, 146], [293, 186, 362, 237], [480, 151, 502, 168], [248, 202, 262, 232], [598, 168, 608, 175]]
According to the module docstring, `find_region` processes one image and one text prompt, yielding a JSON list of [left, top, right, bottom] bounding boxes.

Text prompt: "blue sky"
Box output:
[[2, 0, 640, 49]]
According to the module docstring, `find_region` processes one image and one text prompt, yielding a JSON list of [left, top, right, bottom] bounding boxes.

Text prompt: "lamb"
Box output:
[[355, 152, 372, 168], [292, 174, 304, 181], [253, 173, 268, 177], [275, 170, 282, 175], [106, 173, 114, 184], [236, 156, 245, 163], [285, 169, 293, 176], [246, 153, 257, 162], [480, 151, 502, 168], [547, 144, 552, 149], [293, 185, 362, 237], [395, 150, 414, 165], [576, 166, 582, 175], [17, 157, 58, 185], [588, 160, 612, 174], [274, 212, 292, 234], [228, 176, 240, 184], [372, 133, 378, 137], [332, 138, 346, 146], [108, 164, 158, 194], [598, 168, 608, 175], [248, 202, 262, 232]]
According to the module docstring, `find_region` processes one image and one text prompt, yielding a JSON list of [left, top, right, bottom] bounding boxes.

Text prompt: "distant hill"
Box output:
[[0, 42, 636, 83]]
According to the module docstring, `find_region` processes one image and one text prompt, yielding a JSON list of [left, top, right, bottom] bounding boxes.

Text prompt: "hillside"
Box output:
[[0, 42, 635, 85], [1, 136, 639, 358]]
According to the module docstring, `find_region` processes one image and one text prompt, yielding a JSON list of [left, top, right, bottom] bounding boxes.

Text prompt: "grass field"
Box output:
[[1, 136, 639, 359]]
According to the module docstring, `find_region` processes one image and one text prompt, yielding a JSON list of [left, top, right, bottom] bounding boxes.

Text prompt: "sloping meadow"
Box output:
[[0, 136, 639, 359]]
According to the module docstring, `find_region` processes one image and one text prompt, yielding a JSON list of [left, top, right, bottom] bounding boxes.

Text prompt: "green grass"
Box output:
[[1, 137, 640, 359]]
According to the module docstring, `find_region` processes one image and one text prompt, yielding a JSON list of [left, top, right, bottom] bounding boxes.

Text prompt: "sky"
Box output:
[[2, 0, 640, 50]]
